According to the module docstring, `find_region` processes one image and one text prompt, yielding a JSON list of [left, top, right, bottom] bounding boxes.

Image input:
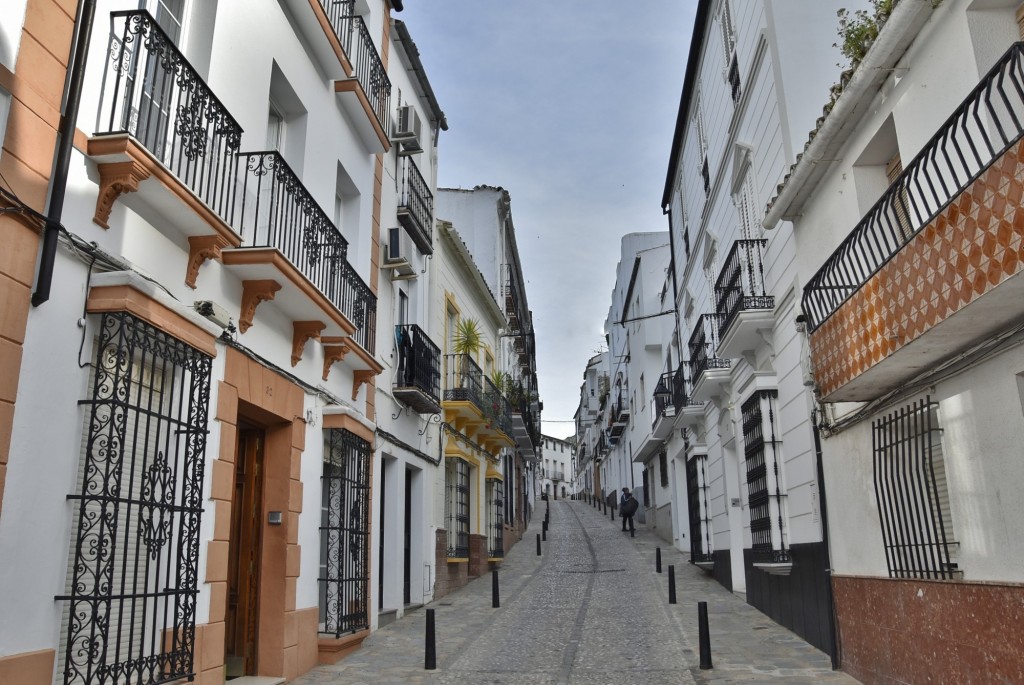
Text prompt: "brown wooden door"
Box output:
[[226, 429, 265, 677]]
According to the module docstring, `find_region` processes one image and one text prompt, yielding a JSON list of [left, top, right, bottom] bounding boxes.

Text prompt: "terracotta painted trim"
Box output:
[[93, 160, 151, 228], [221, 249, 357, 335], [321, 412, 374, 443], [333, 80, 391, 152], [186, 235, 231, 289], [213, 348, 307, 680], [317, 629, 370, 665], [0, 648, 55, 685], [352, 369, 375, 401], [86, 136, 243, 247], [322, 343, 351, 381], [238, 279, 282, 334], [86, 283, 218, 356], [292, 320, 327, 367]]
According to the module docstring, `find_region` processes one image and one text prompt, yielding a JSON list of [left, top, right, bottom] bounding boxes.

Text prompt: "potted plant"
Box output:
[[452, 317, 483, 388]]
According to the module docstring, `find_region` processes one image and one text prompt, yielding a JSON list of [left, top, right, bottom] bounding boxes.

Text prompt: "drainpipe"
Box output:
[[812, 414, 840, 670], [32, 0, 97, 307]]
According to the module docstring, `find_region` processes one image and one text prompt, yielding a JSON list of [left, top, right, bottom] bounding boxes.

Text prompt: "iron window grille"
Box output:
[[742, 390, 790, 564], [487, 478, 504, 558], [686, 454, 713, 564], [873, 397, 958, 579], [59, 311, 213, 685], [659, 450, 669, 488], [445, 457, 470, 558], [319, 428, 371, 637]]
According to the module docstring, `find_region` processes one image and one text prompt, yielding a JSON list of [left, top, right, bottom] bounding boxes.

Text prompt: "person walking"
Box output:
[[620, 488, 638, 536]]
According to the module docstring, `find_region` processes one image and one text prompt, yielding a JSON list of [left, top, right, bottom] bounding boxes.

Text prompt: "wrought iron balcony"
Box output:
[[671, 360, 704, 429], [393, 324, 441, 414], [484, 375, 514, 439], [397, 157, 434, 254], [235, 151, 346, 288], [688, 313, 731, 402], [339, 259, 377, 355], [715, 239, 774, 358], [803, 42, 1024, 333], [91, 10, 242, 238], [445, 353, 483, 405], [331, 9, 391, 151], [652, 371, 676, 425], [609, 390, 630, 437], [804, 42, 1024, 401]]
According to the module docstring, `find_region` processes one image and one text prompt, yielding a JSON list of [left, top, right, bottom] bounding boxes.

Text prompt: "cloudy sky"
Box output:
[[399, 1, 696, 440]]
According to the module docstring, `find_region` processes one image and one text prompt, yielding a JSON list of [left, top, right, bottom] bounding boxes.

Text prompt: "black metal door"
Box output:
[[378, 463, 386, 610]]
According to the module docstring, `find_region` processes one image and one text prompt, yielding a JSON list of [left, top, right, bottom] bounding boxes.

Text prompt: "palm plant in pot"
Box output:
[[451, 317, 483, 391]]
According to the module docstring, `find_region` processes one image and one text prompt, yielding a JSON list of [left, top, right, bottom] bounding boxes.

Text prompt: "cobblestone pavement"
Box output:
[[289, 499, 860, 685]]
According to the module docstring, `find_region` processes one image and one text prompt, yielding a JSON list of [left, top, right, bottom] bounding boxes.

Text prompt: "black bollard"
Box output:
[[610, 504, 615, 521], [542, 519, 548, 534], [698, 601, 713, 669], [542, 527, 547, 542], [668, 565, 677, 604], [425, 608, 436, 670], [603, 499, 607, 515], [656, 547, 662, 573], [492, 569, 500, 608], [536, 533, 542, 555]]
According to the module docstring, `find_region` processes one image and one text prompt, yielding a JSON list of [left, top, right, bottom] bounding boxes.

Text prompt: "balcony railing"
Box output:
[[235, 151, 376, 354], [688, 313, 731, 381], [339, 259, 377, 354], [397, 157, 434, 253], [483, 376, 514, 438], [803, 41, 1024, 332], [236, 150, 347, 281], [445, 353, 483, 407], [715, 239, 773, 335], [653, 371, 676, 422], [99, 10, 242, 221], [671, 361, 701, 412], [394, 324, 440, 408], [346, 14, 391, 134]]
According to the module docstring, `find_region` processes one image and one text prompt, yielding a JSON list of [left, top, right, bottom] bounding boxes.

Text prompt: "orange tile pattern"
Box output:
[[834, 575, 1024, 684], [810, 140, 1024, 398]]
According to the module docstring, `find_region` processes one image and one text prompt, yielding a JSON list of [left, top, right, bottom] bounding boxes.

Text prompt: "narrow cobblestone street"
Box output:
[[289, 500, 859, 685]]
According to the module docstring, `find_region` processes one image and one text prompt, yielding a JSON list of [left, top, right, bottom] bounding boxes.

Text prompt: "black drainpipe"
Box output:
[[32, 0, 97, 307], [812, 414, 840, 669]]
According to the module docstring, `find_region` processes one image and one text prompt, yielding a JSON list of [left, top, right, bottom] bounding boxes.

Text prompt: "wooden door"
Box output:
[[226, 429, 265, 677]]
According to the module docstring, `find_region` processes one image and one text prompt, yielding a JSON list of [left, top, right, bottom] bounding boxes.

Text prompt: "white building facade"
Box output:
[[660, 0, 865, 658], [767, 0, 1024, 681], [0, 0, 466, 682], [539, 435, 574, 500]]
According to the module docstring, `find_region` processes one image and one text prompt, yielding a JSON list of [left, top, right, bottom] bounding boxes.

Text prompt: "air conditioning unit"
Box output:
[[384, 226, 416, 279], [393, 105, 423, 155]]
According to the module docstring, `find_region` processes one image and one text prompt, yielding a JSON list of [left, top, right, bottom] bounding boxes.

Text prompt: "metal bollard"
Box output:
[[542, 527, 547, 542], [425, 608, 436, 670], [492, 569, 500, 608], [656, 547, 662, 573], [536, 533, 542, 555], [698, 601, 713, 669], [610, 504, 615, 521], [668, 565, 677, 604]]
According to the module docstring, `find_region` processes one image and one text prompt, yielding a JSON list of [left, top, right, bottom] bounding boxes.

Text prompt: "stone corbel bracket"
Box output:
[[322, 342, 351, 381], [292, 320, 327, 367], [94, 161, 151, 228], [352, 369, 375, 401], [186, 235, 231, 289], [238, 279, 282, 334]]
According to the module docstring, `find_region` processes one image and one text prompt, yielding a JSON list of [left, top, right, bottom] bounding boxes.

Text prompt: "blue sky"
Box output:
[[399, 1, 696, 439]]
